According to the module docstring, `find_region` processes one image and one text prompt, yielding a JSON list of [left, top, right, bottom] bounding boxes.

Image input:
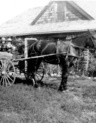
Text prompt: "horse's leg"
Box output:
[[33, 59, 43, 87], [26, 59, 39, 87], [59, 59, 68, 91]]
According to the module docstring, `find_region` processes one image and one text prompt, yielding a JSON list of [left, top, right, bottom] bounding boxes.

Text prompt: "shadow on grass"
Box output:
[[37, 80, 59, 90], [15, 77, 59, 91]]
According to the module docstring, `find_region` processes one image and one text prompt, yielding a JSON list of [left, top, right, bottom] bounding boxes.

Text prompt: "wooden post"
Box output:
[[24, 37, 37, 72], [24, 38, 28, 72], [86, 49, 89, 71], [83, 49, 90, 74]]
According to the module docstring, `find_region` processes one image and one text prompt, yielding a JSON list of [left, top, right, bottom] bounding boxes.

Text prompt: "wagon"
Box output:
[[0, 38, 45, 86], [0, 37, 63, 87]]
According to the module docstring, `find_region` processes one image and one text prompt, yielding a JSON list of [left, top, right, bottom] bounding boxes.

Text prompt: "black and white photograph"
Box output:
[[0, 0, 96, 122]]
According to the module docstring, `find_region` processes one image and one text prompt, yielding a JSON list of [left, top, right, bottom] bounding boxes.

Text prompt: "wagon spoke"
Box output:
[[1, 76, 6, 86], [0, 58, 16, 86], [2, 76, 5, 86], [5, 75, 11, 86], [6, 74, 14, 83], [4, 76, 8, 86], [4, 77, 6, 86]]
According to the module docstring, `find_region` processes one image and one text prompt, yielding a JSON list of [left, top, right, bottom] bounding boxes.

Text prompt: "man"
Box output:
[[1, 37, 7, 51], [6, 38, 16, 52]]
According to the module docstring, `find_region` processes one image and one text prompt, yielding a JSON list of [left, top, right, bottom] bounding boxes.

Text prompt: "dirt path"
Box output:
[[0, 77, 96, 123]]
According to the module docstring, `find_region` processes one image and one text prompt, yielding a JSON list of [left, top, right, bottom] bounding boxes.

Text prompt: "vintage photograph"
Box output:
[[0, 0, 96, 122]]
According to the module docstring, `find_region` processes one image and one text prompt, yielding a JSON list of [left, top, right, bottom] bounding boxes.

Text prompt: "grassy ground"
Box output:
[[0, 77, 96, 123]]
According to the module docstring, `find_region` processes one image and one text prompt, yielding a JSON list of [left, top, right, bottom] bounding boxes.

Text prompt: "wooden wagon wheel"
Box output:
[[0, 58, 16, 86], [34, 62, 45, 82]]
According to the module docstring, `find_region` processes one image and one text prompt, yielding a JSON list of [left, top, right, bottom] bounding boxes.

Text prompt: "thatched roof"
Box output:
[[0, 0, 96, 37]]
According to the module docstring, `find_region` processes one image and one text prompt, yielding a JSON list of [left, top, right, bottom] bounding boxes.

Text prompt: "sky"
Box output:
[[0, 0, 96, 25], [0, 0, 50, 25]]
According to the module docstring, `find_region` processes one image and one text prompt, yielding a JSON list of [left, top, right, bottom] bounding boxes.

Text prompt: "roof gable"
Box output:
[[32, 0, 94, 25]]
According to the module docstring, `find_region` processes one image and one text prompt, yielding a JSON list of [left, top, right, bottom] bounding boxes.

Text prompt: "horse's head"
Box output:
[[86, 31, 96, 49], [72, 32, 96, 50]]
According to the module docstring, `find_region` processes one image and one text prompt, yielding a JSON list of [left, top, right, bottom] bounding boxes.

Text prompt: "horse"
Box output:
[[18, 31, 96, 92], [72, 31, 96, 49]]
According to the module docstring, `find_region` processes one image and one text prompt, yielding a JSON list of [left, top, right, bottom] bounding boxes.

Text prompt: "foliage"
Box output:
[[88, 54, 96, 77]]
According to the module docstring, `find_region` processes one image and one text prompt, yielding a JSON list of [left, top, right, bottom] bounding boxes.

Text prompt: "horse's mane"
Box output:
[[72, 32, 90, 41]]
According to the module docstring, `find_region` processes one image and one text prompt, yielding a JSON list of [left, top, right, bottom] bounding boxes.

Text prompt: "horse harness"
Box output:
[[56, 40, 71, 58]]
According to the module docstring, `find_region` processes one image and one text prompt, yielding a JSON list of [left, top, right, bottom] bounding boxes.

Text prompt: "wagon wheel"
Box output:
[[34, 62, 44, 82], [0, 58, 16, 86]]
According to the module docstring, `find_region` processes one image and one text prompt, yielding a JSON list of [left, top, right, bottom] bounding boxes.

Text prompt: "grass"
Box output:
[[0, 78, 96, 122]]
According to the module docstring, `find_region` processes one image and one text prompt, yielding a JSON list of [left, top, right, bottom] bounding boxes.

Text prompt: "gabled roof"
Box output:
[[0, 0, 96, 37], [31, 1, 93, 25]]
